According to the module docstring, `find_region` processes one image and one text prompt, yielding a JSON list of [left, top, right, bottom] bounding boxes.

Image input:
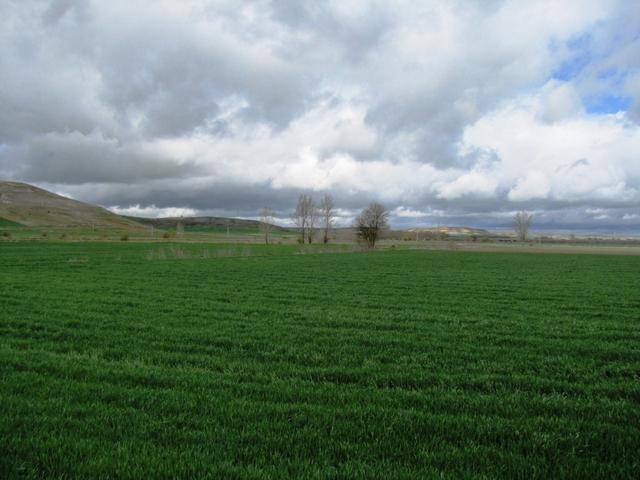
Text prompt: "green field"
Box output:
[[0, 218, 23, 227], [1, 242, 639, 478], [183, 224, 260, 234], [145, 223, 274, 235], [0, 221, 298, 243]]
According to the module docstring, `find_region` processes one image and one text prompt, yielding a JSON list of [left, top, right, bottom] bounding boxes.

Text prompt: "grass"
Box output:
[[0, 222, 298, 243], [185, 224, 259, 233], [1, 242, 639, 478], [182, 225, 262, 234], [0, 218, 23, 227], [145, 224, 261, 234]]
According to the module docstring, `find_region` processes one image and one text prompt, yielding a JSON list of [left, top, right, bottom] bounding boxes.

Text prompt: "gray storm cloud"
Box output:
[[0, 0, 639, 230]]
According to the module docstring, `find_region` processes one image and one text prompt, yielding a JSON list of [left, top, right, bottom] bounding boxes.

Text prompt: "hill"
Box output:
[[0, 181, 142, 229]]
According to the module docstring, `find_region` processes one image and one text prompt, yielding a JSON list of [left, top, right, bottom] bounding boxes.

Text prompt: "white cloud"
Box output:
[[539, 81, 584, 122], [394, 206, 428, 218], [460, 84, 640, 204], [436, 170, 498, 200], [108, 205, 198, 218], [0, 0, 638, 229], [508, 171, 551, 201]]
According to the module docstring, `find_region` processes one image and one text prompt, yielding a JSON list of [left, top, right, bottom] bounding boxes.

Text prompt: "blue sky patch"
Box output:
[[584, 94, 632, 114], [552, 33, 592, 81]]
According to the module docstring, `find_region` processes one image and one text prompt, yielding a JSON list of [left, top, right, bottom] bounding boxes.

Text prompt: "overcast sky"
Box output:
[[1, 0, 639, 230]]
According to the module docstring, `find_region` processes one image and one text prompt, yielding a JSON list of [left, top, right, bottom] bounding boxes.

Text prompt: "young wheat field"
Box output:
[[1, 242, 639, 478]]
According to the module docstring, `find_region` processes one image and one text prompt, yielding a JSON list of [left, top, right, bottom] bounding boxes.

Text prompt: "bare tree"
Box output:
[[259, 207, 275, 244], [293, 194, 314, 244], [319, 193, 335, 244], [307, 198, 317, 244], [355, 202, 388, 248], [513, 210, 533, 241]]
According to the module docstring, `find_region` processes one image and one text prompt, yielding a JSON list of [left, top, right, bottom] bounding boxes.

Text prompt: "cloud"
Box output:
[[0, 0, 638, 230], [393, 207, 429, 218], [3, 130, 202, 184], [108, 205, 198, 218], [436, 171, 498, 200], [459, 83, 640, 205], [508, 172, 552, 202]]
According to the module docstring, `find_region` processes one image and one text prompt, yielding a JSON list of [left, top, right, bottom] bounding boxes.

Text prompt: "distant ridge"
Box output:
[[0, 181, 143, 229], [407, 226, 490, 235], [127, 215, 289, 232]]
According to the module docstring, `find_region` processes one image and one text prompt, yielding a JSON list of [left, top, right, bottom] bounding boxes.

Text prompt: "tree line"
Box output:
[[260, 196, 534, 246], [293, 194, 391, 247], [260, 194, 389, 247]]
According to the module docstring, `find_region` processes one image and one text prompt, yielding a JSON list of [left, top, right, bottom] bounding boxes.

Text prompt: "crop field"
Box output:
[[0, 222, 299, 243], [164, 224, 290, 236], [1, 242, 639, 478], [0, 218, 23, 227]]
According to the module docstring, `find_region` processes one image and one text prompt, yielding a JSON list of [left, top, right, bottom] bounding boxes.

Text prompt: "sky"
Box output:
[[1, 0, 639, 231]]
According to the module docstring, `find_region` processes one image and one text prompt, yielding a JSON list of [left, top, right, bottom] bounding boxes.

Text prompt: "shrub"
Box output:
[[162, 231, 176, 239], [120, 234, 129, 241]]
